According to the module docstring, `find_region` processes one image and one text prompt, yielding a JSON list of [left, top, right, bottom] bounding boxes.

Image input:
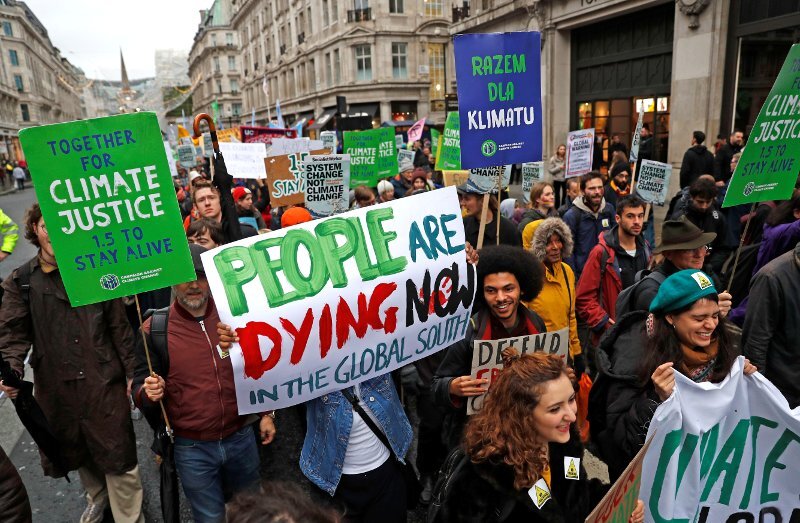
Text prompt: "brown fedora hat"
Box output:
[[654, 217, 717, 254]]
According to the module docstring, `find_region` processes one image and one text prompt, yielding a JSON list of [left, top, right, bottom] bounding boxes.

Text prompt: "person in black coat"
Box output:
[[437, 352, 644, 523], [713, 130, 743, 184], [679, 131, 715, 188]]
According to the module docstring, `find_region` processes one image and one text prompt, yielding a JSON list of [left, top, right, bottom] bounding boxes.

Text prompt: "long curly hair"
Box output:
[[475, 245, 544, 310], [464, 352, 570, 490]]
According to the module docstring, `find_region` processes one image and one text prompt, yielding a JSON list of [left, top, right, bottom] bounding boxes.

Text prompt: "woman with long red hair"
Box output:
[[435, 352, 643, 523]]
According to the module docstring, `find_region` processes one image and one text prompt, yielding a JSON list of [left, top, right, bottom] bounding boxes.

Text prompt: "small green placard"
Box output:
[[431, 128, 440, 158], [343, 127, 398, 188], [723, 43, 800, 208], [435, 112, 461, 171], [19, 112, 195, 306]]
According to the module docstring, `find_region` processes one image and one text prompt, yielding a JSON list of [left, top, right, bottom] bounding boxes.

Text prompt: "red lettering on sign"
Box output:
[[237, 321, 282, 380]]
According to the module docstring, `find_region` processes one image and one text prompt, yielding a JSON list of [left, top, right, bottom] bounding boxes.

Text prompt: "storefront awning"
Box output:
[[381, 120, 416, 128], [308, 107, 336, 131], [347, 103, 378, 118]]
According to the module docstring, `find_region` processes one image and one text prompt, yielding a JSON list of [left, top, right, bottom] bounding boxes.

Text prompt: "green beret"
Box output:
[[649, 269, 718, 315]]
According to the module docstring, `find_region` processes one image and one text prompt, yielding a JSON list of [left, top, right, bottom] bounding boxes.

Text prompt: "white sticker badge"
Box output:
[[529, 477, 551, 509], [564, 456, 580, 480]]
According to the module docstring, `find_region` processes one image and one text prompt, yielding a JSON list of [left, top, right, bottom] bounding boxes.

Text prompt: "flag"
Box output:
[[295, 121, 304, 137], [262, 76, 269, 98], [275, 99, 285, 129], [407, 117, 426, 143], [211, 100, 220, 129], [251, 107, 256, 126]]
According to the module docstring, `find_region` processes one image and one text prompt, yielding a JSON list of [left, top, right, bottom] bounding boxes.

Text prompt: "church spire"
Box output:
[[120, 49, 131, 91]]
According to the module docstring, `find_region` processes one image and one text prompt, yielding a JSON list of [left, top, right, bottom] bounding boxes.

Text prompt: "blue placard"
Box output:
[[454, 31, 543, 169]]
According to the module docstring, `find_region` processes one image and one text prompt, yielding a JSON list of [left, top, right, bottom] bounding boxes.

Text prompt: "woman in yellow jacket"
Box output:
[[523, 217, 583, 372]]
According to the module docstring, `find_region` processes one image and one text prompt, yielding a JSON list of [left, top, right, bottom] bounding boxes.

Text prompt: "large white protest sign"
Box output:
[[304, 154, 351, 219], [163, 141, 179, 177], [468, 165, 512, 194], [566, 129, 594, 178], [635, 160, 672, 205], [218, 142, 268, 179], [521, 162, 545, 204], [467, 328, 569, 415], [202, 186, 475, 413], [397, 149, 415, 172], [640, 357, 800, 523], [268, 137, 325, 156], [177, 144, 196, 167]]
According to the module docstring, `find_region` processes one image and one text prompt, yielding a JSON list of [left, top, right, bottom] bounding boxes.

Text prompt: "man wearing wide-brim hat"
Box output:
[[627, 216, 732, 315]]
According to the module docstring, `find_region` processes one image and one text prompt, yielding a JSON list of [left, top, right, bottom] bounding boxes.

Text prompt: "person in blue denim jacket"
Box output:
[[217, 325, 413, 523]]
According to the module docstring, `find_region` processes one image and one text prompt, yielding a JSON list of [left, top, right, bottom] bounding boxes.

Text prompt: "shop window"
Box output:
[[391, 101, 417, 121]]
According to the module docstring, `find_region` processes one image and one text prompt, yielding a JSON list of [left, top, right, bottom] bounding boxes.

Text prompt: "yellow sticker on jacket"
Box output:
[[602, 218, 610, 228], [529, 478, 551, 509], [564, 457, 580, 480]]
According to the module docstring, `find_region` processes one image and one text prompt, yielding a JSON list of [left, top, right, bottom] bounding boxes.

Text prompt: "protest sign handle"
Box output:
[[725, 202, 758, 293], [495, 171, 501, 246], [193, 113, 219, 154], [630, 161, 638, 194], [134, 294, 174, 443], [477, 193, 490, 250]]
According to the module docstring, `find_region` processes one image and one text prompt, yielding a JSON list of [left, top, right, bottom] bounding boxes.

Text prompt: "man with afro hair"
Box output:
[[431, 244, 547, 449]]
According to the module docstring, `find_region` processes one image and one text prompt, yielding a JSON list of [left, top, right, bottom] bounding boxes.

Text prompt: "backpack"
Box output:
[[140, 306, 170, 432], [614, 270, 666, 317], [428, 447, 516, 523]]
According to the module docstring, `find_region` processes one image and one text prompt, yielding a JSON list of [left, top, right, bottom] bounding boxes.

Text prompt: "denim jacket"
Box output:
[[300, 374, 413, 495]]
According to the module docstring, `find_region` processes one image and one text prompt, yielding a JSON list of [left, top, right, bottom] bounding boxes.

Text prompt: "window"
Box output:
[[213, 56, 220, 73], [20, 103, 29, 121], [226, 33, 234, 45], [323, 0, 330, 26], [331, 0, 338, 23], [425, 0, 442, 16], [325, 52, 332, 87], [232, 103, 242, 117], [9, 49, 17, 66], [354, 44, 371, 81], [309, 58, 315, 90], [392, 43, 407, 78], [354, 0, 368, 9], [211, 34, 217, 46], [228, 56, 236, 70], [216, 80, 223, 94], [428, 43, 445, 100], [333, 48, 341, 84], [389, 0, 403, 13], [230, 79, 239, 94], [2, 21, 12, 36], [13, 74, 22, 92]]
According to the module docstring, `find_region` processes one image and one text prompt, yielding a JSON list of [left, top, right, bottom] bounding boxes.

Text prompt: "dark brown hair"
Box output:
[[24, 202, 42, 247], [226, 481, 341, 523], [464, 352, 570, 490], [529, 181, 554, 208], [186, 218, 224, 246]]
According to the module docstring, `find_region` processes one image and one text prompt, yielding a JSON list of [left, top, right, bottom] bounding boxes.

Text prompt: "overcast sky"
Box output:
[[24, 0, 212, 80]]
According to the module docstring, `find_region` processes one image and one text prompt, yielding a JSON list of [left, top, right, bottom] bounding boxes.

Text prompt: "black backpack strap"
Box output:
[[147, 306, 170, 372], [341, 387, 398, 460]]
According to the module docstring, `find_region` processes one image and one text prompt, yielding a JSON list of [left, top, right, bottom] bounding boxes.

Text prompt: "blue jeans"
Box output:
[[174, 426, 260, 523]]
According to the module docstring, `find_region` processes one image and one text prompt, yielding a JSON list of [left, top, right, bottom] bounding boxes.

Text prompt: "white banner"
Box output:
[[467, 328, 569, 415], [641, 357, 800, 522], [566, 129, 594, 179], [202, 186, 475, 413], [521, 162, 545, 204], [268, 137, 325, 156], [218, 142, 268, 179], [304, 154, 351, 219], [635, 160, 672, 205]]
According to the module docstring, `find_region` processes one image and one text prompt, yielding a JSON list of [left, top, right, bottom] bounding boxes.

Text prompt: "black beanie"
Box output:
[[610, 162, 630, 179]]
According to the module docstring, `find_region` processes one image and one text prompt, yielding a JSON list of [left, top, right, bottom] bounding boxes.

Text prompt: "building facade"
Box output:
[[0, 0, 85, 160], [449, 0, 800, 198], [229, 0, 451, 135], [189, 0, 243, 128]]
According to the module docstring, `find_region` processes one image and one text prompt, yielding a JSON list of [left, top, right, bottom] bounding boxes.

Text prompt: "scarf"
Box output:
[[680, 339, 719, 382], [610, 180, 631, 197]]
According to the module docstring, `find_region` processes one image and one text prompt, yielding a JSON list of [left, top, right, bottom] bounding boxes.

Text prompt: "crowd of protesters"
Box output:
[[0, 126, 798, 523]]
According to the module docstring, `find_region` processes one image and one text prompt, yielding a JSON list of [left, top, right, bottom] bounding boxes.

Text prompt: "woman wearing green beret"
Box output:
[[595, 269, 756, 478]]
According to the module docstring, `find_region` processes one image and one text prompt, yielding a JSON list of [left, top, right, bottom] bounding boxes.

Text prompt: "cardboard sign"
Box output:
[[640, 357, 800, 522], [218, 142, 268, 179], [435, 112, 461, 171], [164, 141, 179, 177], [454, 32, 543, 169], [265, 149, 327, 207], [177, 144, 196, 167], [304, 154, 351, 219], [442, 170, 469, 188], [202, 186, 474, 413], [397, 149, 415, 172], [407, 117, 426, 143], [467, 328, 569, 414], [585, 437, 653, 523], [635, 160, 672, 204], [566, 129, 595, 178], [216, 127, 241, 143], [467, 165, 512, 194], [320, 131, 338, 153], [18, 112, 195, 306], [521, 162, 545, 204], [629, 110, 644, 163], [343, 127, 398, 188], [723, 43, 800, 208]]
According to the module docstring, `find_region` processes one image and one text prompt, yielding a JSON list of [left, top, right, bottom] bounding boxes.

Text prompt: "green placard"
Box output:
[[431, 128, 440, 158], [19, 112, 195, 306], [435, 112, 461, 171], [343, 127, 397, 187], [723, 43, 800, 208]]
